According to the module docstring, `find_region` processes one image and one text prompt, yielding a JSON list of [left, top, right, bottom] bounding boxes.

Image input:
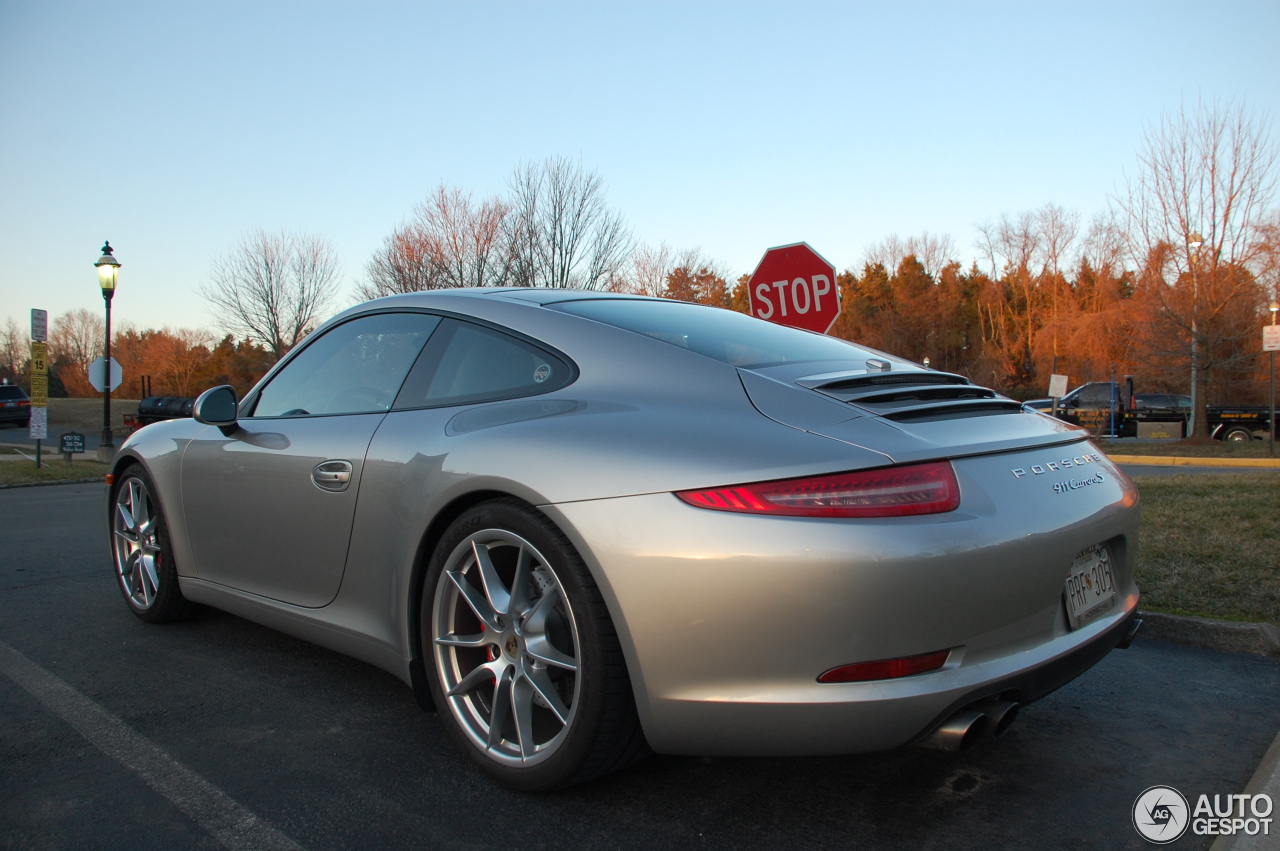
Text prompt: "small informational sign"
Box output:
[[29, 407, 47, 440], [29, 341, 47, 376], [1048, 373, 1069, 399], [1264, 324, 1280, 353], [88, 356, 123, 392], [31, 309, 48, 342], [59, 432, 85, 463], [29, 340, 48, 444]]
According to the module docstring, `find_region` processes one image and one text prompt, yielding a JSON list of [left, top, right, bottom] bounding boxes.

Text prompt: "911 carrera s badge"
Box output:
[[533, 364, 551, 383]]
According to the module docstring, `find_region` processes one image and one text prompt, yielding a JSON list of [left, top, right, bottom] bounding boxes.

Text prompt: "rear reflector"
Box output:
[[818, 649, 951, 683], [675, 461, 960, 518]]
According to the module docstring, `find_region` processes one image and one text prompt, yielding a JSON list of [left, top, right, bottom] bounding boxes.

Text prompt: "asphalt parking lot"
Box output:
[[2, 483, 1278, 851]]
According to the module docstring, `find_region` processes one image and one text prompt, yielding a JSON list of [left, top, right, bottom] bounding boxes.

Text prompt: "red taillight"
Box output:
[[818, 649, 951, 683], [675, 461, 960, 518], [18, 400, 30, 408]]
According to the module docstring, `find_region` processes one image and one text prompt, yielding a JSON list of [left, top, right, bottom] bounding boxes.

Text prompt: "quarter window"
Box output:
[[395, 319, 572, 408]]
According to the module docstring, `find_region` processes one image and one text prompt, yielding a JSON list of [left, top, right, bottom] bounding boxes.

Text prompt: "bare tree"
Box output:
[[48, 308, 104, 371], [356, 185, 514, 300], [506, 157, 633, 290], [1035, 204, 1081, 281], [359, 228, 441, 299], [1115, 100, 1278, 436], [862, 232, 956, 278], [628, 242, 728, 297], [1, 317, 27, 382], [202, 229, 341, 359], [1251, 212, 1280, 302], [156, 328, 216, 397]]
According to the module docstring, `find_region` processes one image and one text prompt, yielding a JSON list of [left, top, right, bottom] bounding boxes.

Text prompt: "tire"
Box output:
[[110, 466, 201, 623], [423, 500, 646, 791], [1224, 426, 1254, 443]]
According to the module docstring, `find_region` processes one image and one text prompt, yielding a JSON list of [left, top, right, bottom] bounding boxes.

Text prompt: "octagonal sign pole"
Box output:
[[747, 242, 841, 334]]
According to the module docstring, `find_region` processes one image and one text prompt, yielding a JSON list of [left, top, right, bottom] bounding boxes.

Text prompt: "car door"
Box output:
[[344, 318, 578, 583], [181, 311, 440, 607]]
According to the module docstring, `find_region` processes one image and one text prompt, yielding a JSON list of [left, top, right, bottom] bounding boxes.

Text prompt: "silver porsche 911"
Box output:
[[108, 288, 1141, 791]]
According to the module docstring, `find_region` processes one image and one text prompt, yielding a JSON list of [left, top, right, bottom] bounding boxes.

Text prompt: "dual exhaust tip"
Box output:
[[918, 699, 1020, 752], [919, 615, 1144, 753]]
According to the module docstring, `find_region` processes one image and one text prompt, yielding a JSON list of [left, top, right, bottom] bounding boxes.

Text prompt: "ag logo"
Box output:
[[1133, 785, 1190, 843]]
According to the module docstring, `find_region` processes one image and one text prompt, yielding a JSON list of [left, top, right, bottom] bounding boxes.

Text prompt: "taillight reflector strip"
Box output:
[[675, 461, 960, 518], [818, 649, 951, 683]]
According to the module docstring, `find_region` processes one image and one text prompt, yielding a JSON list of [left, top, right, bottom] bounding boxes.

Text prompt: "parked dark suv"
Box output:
[[0, 384, 32, 427]]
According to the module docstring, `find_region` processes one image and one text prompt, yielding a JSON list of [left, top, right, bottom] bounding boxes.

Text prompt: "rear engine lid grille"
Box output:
[[800, 370, 1023, 422]]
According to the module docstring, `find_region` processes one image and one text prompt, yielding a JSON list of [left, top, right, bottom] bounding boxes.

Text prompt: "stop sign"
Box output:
[[747, 242, 840, 333]]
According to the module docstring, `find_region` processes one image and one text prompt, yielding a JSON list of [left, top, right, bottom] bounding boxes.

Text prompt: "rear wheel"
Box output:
[[423, 500, 645, 790], [1224, 426, 1254, 443], [110, 467, 201, 623]]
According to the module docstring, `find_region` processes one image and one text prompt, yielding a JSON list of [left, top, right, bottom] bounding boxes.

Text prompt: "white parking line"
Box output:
[[0, 639, 305, 851]]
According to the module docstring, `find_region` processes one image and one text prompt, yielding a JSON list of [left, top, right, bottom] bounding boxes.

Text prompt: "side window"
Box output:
[[1078, 384, 1111, 407], [396, 319, 572, 408], [251, 313, 441, 417]]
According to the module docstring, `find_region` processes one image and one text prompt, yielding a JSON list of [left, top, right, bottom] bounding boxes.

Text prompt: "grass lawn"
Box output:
[[1101, 439, 1275, 458], [43, 397, 141, 431], [1131, 472, 1279, 626], [0, 453, 108, 486]]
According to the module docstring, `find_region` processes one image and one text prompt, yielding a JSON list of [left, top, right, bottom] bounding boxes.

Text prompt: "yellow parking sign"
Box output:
[[29, 342, 48, 407]]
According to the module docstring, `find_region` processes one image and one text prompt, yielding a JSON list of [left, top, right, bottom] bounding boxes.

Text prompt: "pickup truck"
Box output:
[[1024, 382, 1274, 441]]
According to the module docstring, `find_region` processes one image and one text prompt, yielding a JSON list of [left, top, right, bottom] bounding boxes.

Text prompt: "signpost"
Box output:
[[29, 327, 48, 466], [747, 243, 841, 334]]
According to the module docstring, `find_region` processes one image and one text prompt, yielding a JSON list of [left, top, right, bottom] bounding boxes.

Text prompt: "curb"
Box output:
[[1112, 455, 1280, 468], [1209, 729, 1280, 851], [1138, 612, 1280, 658]]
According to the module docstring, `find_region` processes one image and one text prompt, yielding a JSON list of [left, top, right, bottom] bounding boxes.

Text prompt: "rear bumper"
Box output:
[[547, 443, 1141, 756], [907, 606, 1141, 747]]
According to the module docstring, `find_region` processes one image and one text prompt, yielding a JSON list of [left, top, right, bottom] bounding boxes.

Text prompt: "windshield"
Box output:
[[552, 299, 869, 368]]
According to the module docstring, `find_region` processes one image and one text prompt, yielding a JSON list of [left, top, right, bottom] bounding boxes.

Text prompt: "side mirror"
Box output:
[[193, 385, 239, 435]]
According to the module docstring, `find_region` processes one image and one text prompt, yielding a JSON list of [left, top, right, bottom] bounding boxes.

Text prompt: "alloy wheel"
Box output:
[[432, 530, 581, 766], [113, 476, 163, 610]]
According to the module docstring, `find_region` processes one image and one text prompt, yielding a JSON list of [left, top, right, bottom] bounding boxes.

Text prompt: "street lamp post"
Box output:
[[95, 242, 120, 462]]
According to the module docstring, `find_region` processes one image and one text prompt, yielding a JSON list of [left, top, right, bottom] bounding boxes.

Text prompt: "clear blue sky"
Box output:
[[2, 1, 1278, 336]]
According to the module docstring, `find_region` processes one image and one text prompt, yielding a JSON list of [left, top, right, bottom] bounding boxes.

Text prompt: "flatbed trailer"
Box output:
[[1024, 382, 1275, 441]]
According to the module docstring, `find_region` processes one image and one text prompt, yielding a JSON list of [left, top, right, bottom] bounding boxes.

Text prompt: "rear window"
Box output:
[[0, 386, 27, 400], [552, 299, 868, 368]]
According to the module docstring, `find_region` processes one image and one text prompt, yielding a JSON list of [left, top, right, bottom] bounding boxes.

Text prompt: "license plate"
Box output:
[[1064, 544, 1118, 629]]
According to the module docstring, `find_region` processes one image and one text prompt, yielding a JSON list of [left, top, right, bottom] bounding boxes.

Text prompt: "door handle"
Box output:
[[313, 460, 353, 492]]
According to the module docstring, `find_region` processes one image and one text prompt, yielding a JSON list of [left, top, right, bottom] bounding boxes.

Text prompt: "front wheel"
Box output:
[[110, 466, 201, 623], [423, 500, 645, 790]]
